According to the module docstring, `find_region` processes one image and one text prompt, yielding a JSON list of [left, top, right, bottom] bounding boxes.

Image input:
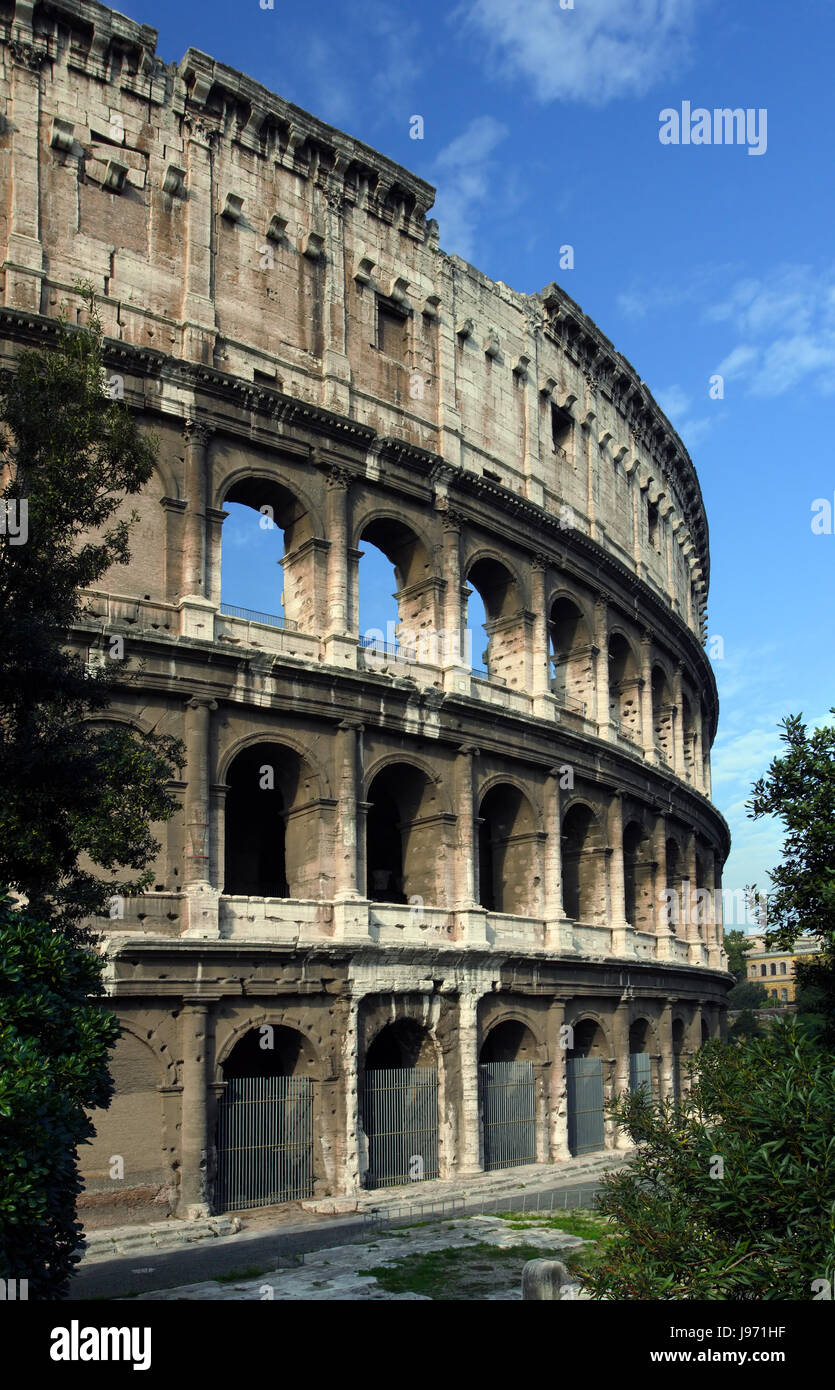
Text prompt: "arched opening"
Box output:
[[651, 664, 674, 765], [81, 1031, 167, 1212], [561, 803, 602, 923], [478, 783, 539, 915], [628, 1018, 653, 1095], [567, 1017, 606, 1156], [365, 763, 441, 905], [623, 821, 653, 931], [216, 1025, 316, 1210], [479, 1020, 538, 1170], [700, 1017, 710, 1045], [682, 693, 697, 782], [549, 596, 593, 715], [608, 632, 641, 741], [357, 517, 433, 662], [220, 477, 314, 630], [224, 742, 320, 899], [465, 557, 521, 685], [362, 1018, 438, 1188], [665, 837, 683, 936]]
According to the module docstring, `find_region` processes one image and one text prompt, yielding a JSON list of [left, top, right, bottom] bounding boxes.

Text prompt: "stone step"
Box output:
[[79, 1215, 242, 1264]]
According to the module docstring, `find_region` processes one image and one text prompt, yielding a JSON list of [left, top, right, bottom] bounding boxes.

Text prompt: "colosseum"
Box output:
[[0, 0, 730, 1220]]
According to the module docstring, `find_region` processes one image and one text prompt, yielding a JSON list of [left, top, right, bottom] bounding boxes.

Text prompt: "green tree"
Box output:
[[727, 1008, 761, 1039], [723, 927, 751, 983], [581, 1023, 835, 1300], [726, 979, 767, 1010], [0, 289, 184, 1296], [0, 894, 118, 1298], [747, 712, 835, 1047], [0, 288, 183, 929]]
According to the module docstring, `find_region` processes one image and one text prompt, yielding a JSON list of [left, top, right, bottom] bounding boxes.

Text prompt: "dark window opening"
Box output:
[[551, 403, 573, 451], [647, 500, 660, 549], [377, 301, 409, 359]]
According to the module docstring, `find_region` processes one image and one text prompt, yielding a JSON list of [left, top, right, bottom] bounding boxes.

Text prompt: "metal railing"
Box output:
[[220, 602, 297, 630], [551, 685, 587, 716]]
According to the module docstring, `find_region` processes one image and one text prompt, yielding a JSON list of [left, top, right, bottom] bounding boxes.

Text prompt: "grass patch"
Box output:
[[366, 1242, 553, 1300], [494, 1208, 613, 1240], [213, 1266, 267, 1284]]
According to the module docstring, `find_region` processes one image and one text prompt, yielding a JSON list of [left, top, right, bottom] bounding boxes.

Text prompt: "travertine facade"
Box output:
[[0, 0, 730, 1220]]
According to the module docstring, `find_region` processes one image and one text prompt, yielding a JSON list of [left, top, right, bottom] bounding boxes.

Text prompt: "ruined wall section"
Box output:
[[0, 0, 708, 638]]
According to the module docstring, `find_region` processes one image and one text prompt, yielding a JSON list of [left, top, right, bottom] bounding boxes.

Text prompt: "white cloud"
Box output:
[[460, 0, 697, 106], [706, 265, 835, 396], [432, 116, 509, 262]]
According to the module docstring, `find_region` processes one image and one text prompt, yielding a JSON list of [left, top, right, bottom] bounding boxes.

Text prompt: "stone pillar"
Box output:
[[653, 813, 674, 959], [454, 745, 479, 907], [594, 596, 610, 737], [322, 190, 351, 415], [184, 697, 217, 888], [180, 125, 217, 362], [673, 663, 685, 777], [684, 831, 700, 958], [658, 1001, 675, 1102], [440, 510, 469, 694], [457, 993, 482, 1174], [546, 998, 570, 1161], [611, 1002, 631, 1147], [177, 1002, 211, 1217], [4, 42, 45, 312], [543, 768, 563, 943], [607, 794, 629, 954], [325, 468, 350, 635], [181, 420, 212, 599], [435, 259, 464, 468], [530, 556, 550, 700], [334, 720, 362, 898], [694, 711, 704, 793], [340, 993, 362, 1194], [640, 632, 655, 760], [183, 696, 219, 937]]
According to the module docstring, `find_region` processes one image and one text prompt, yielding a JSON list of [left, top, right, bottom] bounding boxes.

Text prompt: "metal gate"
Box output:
[[629, 1051, 652, 1095], [479, 1060, 537, 1171], [672, 1054, 682, 1104], [566, 1055, 605, 1156], [363, 1067, 439, 1189], [216, 1075, 314, 1211]]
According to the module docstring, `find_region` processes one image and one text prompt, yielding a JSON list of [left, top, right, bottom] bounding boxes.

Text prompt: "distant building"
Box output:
[[744, 936, 821, 1006]]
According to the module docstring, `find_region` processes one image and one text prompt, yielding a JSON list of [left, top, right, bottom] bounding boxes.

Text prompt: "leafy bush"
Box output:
[[0, 894, 118, 1298], [581, 1022, 835, 1300]]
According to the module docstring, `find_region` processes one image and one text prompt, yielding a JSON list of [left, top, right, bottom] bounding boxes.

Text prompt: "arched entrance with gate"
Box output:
[[215, 1025, 317, 1211], [566, 1017, 607, 1156], [361, 1019, 439, 1189], [628, 1017, 653, 1096], [478, 1020, 538, 1171]]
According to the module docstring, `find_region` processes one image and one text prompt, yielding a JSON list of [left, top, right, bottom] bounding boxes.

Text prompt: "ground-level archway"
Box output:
[[215, 1025, 316, 1210], [566, 1017, 607, 1156], [362, 1019, 439, 1189], [628, 1017, 653, 1096], [478, 1020, 537, 1171]]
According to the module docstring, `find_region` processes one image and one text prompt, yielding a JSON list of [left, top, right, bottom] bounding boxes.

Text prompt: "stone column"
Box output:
[[543, 768, 563, 944], [180, 123, 218, 362], [177, 1002, 211, 1217], [4, 42, 45, 312], [594, 596, 610, 737], [611, 1001, 631, 1147], [546, 998, 570, 1160], [694, 711, 705, 794], [183, 696, 219, 937], [530, 556, 550, 700], [322, 188, 351, 415], [454, 745, 479, 907], [340, 993, 362, 1194], [653, 813, 674, 959], [658, 1001, 675, 1102], [325, 468, 350, 635], [640, 632, 655, 760], [673, 663, 685, 777], [440, 510, 468, 687], [334, 720, 362, 898], [684, 831, 700, 956], [607, 794, 629, 954], [457, 993, 482, 1174], [181, 420, 212, 600]]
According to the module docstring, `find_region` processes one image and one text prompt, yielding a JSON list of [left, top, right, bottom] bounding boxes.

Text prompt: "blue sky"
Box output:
[[123, 0, 835, 914]]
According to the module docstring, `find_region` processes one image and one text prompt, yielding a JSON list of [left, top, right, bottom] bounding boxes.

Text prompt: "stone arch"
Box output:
[[561, 800, 605, 923], [223, 739, 325, 898], [651, 661, 675, 765], [355, 512, 436, 649], [548, 592, 594, 713], [566, 1010, 613, 1057], [477, 781, 541, 915], [364, 1016, 438, 1070], [607, 627, 642, 738], [219, 1021, 320, 1080], [215, 466, 323, 630], [623, 818, 654, 931], [152, 454, 180, 504], [464, 551, 527, 687], [479, 1016, 539, 1063], [365, 759, 446, 905], [218, 729, 331, 798], [214, 1010, 323, 1082]]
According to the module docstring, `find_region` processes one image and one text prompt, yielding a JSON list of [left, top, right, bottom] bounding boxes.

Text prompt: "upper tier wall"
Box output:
[[0, 0, 709, 635]]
